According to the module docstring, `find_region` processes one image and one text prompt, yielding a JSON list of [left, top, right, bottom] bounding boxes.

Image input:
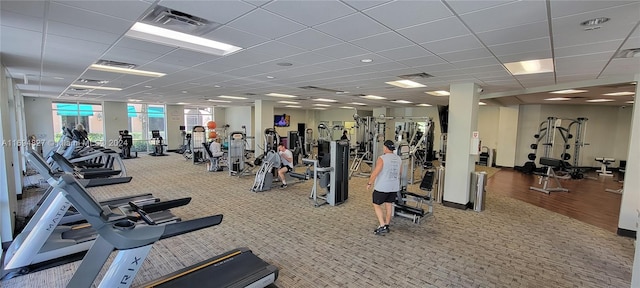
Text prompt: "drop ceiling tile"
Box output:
[[377, 45, 432, 61], [248, 40, 307, 59], [341, 0, 392, 11], [227, 9, 306, 39], [362, 0, 451, 30], [398, 17, 469, 44], [495, 50, 551, 63], [313, 43, 370, 59], [350, 32, 415, 52], [458, 0, 547, 33], [102, 45, 173, 66], [1, 10, 44, 32], [550, 1, 637, 18], [620, 36, 640, 50], [315, 60, 358, 71], [554, 40, 622, 58], [0, 26, 42, 60], [439, 48, 494, 63], [267, 52, 336, 67], [601, 58, 640, 76], [398, 55, 446, 67], [1, 0, 46, 18], [278, 29, 343, 51], [488, 37, 550, 56], [450, 56, 502, 69], [263, 0, 355, 26], [47, 20, 121, 45], [475, 21, 549, 46], [420, 34, 484, 54], [340, 53, 393, 65], [48, 2, 133, 35], [203, 26, 271, 48], [314, 13, 389, 42], [446, 0, 516, 15], [156, 49, 223, 67], [54, 0, 151, 21], [159, 0, 256, 24]]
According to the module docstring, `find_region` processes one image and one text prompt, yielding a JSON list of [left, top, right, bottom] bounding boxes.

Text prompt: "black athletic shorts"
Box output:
[[373, 190, 397, 205], [280, 164, 292, 172]]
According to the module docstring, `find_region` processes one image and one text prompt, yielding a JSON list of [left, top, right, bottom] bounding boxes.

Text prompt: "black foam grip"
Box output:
[[142, 197, 192, 213], [160, 214, 223, 240]]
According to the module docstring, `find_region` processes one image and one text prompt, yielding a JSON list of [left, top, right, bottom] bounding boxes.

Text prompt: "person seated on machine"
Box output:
[[277, 143, 294, 188], [207, 138, 225, 171]]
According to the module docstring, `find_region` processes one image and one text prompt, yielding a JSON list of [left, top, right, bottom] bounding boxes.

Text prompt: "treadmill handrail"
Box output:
[[160, 215, 223, 240]]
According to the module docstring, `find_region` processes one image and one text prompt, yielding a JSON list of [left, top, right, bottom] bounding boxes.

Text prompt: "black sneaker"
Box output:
[[382, 225, 390, 233], [280, 183, 288, 189], [373, 226, 386, 235]]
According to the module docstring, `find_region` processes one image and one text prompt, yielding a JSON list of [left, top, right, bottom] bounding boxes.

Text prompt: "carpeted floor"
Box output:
[[2, 153, 634, 287]]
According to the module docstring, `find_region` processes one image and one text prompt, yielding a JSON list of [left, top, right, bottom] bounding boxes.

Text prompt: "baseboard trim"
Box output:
[[442, 200, 468, 210], [617, 228, 636, 239]]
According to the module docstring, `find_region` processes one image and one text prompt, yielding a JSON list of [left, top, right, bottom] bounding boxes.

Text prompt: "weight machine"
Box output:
[[191, 126, 207, 164], [393, 143, 434, 224], [149, 130, 167, 156], [307, 141, 349, 207], [228, 131, 255, 176]]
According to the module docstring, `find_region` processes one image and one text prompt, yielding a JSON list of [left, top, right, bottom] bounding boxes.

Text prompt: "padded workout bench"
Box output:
[[595, 157, 615, 177], [529, 157, 569, 194]]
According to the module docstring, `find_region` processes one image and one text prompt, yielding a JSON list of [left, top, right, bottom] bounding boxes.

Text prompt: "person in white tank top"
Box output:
[[367, 140, 402, 235]]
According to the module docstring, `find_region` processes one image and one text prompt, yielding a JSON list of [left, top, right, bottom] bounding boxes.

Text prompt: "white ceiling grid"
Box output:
[[0, 0, 637, 108]]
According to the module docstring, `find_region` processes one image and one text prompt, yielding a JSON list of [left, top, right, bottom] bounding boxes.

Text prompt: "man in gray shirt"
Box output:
[[277, 144, 294, 188], [367, 140, 402, 235]]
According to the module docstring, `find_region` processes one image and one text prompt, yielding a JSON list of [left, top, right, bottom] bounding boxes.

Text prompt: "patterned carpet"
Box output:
[[2, 153, 634, 287]]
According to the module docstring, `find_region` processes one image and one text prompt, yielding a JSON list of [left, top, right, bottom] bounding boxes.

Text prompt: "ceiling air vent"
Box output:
[[299, 86, 348, 94], [95, 60, 136, 69], [245, 93, 257, 96], [399, 73, 434, 80], [615, 48, 640, 58], [78, 78, 109, 84], [141, 5, 221, 36]]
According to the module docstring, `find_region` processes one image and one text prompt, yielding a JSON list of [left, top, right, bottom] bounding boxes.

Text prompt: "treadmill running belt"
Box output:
[[142, 248, 278, 288]]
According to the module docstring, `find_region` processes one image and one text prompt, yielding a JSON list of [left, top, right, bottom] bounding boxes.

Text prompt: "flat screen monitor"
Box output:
[[274, 114, 290, 127]]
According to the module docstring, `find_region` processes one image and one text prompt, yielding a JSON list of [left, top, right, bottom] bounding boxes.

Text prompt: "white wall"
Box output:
[[0, 66, 18, 243], [23, 96, 55, 154], [477, 106, 500, 151], [225, 106, 253, 149], [102, 101, 128, 149], [496, 106, 519, 167], [515, 104, 632, 168]]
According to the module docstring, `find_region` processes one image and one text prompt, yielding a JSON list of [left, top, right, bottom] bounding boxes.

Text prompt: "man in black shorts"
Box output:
[[277, 144, 294, 188], [367, 140, 402, 235]]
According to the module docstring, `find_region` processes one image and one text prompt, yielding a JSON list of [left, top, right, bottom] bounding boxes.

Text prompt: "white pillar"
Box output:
[[624, 74, 640, 287], [443, 82, 480, 209], [496, 105, 520, 167], [254, 100, 274, 155]]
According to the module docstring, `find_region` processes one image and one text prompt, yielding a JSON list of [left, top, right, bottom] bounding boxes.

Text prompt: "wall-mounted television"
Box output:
[[274, 114, 290, 127]]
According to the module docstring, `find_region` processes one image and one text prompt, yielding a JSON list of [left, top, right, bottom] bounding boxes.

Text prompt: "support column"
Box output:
[[254, 100, 274, 155], [443, 82, 480, 209], [626, 74, 640, 285]]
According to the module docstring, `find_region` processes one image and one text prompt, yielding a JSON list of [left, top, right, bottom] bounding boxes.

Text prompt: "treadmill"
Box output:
[[55, 175, 279, 288]]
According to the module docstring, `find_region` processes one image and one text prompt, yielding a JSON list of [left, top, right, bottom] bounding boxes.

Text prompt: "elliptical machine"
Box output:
[[118, 130, 137, 159]]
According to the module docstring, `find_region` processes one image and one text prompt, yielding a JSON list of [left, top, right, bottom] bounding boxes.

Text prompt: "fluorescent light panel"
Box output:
[[285, 105, 302, 108], [586, 99, 614, 102], [176, 102, 190, 105], [128, 99, 142, 102], [349, 102, 366, 106], [504, 58, 554, 75], [207, 99, 231, 103], [89, 64, 165, 77], [391, 100, 412, 104], [278, 101, 300, 104], [126, 22, 242, 56], [313, 107, 327, 110], [544, 97, 571, 101], [360, 95, 386, 100], [219, 95, 247, 100], [479, 102, 487, 105], [425, 90, 450, 96], [339, 106, 354, 109], [385, 79, 426, 88], [69, 84, 122, 91], [603, 92, 635, 96], [313, 104, 331, 107], [313, 98, 338, 103], [416, 103, 432, 107], [550, 89, 588, 94], [266, 93, 298, 98]]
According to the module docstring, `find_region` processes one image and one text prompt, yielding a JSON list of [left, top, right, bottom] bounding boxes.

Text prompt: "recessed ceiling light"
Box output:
[[266, 93, 298, 98], [278, 101, 299, 105], [313, 103, 331, 107], [479, 102, 487, 105], [144, 85, 153, 88], [361, 59, 373, 63], [416, 103, 432, 107], [391, 100, 412, 104], [266, 76, 275, 79], [285, 105, 301, 108], [340, 106, 354, 109], [550, 89, 588, 94], [69, 84, 122, 91], [125, 22, 242, 56], [219, 95, 247, 100], [128, 99, 142, 102], [603, 92, 635, 96], [207, 99, 231, 103], [214, 85, 221, 88], [89, 64, 166, 77], [360, 95, 386, 100], [425, 90, 450, 96], [580, 17, 610, 26], [277, 62, 293, 66], [177, 102, 190, 105], [545, 97, 571, 101], [313, 98, 338, 103], [504, 58, 554, 75], [313, 107, 327, 110], [53, 76, 65, 80], [349, 102, 366, 106], [586, 99, 614, 103], [385, 80, 426, 88], [181, 91, 188, 94]]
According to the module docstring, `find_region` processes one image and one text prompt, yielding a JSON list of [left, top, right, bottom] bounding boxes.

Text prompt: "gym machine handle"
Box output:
[[129, 201, 157, 225], [160, 214, 224, 240], [141, 197, 192, 213]]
